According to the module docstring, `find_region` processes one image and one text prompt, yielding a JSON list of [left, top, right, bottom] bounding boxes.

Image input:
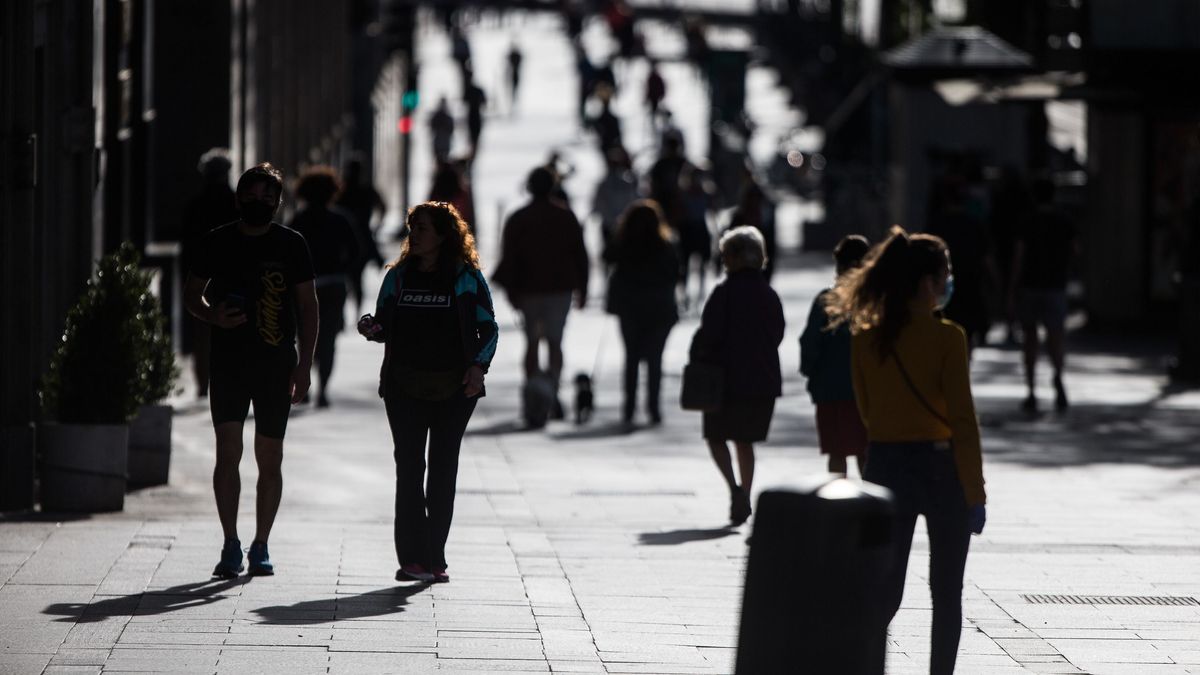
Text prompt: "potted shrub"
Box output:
[[39, 243, 150, 511], [127, 259, 180, 487]]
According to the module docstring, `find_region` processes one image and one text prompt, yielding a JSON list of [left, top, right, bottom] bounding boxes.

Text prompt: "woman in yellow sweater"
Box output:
[[826, 226, 986, 675]]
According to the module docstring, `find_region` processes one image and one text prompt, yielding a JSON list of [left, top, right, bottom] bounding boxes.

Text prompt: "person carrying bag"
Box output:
[[825, 226, 986, 675]]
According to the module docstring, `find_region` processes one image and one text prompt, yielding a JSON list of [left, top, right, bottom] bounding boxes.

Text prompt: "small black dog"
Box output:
[[573, 372, 594, 425]]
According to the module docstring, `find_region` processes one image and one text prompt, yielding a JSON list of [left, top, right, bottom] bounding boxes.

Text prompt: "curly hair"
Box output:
[[390, 201, 481, 270], [295, 165, 341, 206], [825, 226, 948, 361]]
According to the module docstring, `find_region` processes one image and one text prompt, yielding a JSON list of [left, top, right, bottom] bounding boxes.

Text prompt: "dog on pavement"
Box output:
[[573, 372, 594, 425]]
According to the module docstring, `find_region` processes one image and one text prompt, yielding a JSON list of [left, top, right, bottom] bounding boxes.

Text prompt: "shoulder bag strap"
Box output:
[[890, 349, 951, 427]]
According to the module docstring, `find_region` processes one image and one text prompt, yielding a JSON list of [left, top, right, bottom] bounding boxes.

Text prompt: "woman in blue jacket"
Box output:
[[358, 201, 498, 584], [799, 235, 870, 476]]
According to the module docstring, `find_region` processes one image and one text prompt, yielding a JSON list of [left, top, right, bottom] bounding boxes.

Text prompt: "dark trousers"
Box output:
[[315, 284, 347, 398], [864, 441, 971, 675], [384, 391, 477, 570], [618, 317, 673, 420]]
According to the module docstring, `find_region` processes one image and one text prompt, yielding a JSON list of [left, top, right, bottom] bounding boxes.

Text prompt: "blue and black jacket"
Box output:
[[373, 261, 498, 398]]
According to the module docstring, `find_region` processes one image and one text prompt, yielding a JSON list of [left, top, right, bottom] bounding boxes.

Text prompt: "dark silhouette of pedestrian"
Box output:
[[493, 167, 590, 425], [590, 97, 623, 157], [593, 61, 617, 98], [430, 98, 455, 163], [357, 202, 498, 584], [464, 74, 487, 155], [677, 164, 714, 310], [590, 147, 640, 262], [451, 27, 472, 85], [428, 161, 476, 237], [181, 148, 238, 398], [506, 42, 523, 108], [574, 42, 595, 126], [604, 200, 679, 428], [644, 61, 666, 127], [988, 167, 1032, 345], [728, 174, 777, 282], [288, 166, 360, 408], [927, 174, 993, 350], [543, 151, 574, 207], [183, 163, 318, 579], [335, 157, 387, 317], [690, 226, 784, 526], [1009, 178, 1076, 413], [799, 235, 869, 476], [648, 133, 688, 235], [825, 226, 987, 675], [604, 0, 639, 59]]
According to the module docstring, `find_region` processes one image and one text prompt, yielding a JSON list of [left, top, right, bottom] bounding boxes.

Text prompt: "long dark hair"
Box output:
[[613, 200, 673, 258], [826, 226, 948, 360], [389, 201, 481, 271]]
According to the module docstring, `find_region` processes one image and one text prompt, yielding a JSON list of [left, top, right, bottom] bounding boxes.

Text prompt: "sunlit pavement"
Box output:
[[3, 11, 1200, 675]]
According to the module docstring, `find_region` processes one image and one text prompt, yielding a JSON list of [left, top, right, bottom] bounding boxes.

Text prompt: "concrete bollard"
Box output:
[[736, 476, 894, 674]]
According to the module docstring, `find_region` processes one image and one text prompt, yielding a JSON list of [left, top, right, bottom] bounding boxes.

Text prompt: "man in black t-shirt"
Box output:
[[184, 163, 318, 579]]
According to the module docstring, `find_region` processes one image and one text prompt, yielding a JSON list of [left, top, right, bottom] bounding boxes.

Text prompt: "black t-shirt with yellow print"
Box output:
[[192, 222, 315, 359]]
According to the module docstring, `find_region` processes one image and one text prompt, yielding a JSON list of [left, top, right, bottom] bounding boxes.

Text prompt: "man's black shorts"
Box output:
[[209, 349, 297, 439]]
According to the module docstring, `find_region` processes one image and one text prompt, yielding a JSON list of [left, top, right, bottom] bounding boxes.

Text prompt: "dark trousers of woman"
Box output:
[[618, 317, 673, 421], [314, 284, 347, 401], [384, 391, 477, 570], [864, 441, 971, 675]]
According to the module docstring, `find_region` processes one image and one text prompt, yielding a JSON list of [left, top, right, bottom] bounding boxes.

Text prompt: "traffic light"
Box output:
[[397, 116, 413, 134]]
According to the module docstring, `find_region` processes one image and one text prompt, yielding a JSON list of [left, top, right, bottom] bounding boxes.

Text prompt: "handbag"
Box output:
[[680, 361, 724, 412], [681, 286, 731, 412]]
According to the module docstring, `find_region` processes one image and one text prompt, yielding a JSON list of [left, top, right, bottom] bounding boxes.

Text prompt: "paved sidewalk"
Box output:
[[5, 11, 1200, 675]]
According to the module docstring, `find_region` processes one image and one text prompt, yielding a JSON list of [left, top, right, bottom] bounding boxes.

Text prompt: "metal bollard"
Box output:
[[735, 476, 894, 674]]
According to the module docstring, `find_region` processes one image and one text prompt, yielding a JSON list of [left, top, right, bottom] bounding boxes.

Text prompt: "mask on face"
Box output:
[[938, 274, 955, 309], [239, 200, 276, 227]]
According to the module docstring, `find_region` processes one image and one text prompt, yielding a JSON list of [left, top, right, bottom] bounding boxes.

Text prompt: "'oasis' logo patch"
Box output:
[[397, 289, 451, 308]]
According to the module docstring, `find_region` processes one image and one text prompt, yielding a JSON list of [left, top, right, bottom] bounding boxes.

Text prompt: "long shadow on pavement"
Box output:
[[43, 577, 250, 623], [638, 527, 739, 546], [252, 585, 429, 625]]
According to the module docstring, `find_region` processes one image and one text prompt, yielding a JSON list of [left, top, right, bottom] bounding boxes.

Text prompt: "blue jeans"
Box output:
[[864, 441, 971, 675]]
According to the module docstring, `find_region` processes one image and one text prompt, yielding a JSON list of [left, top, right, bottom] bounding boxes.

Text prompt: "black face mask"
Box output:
[[239, 201, 276, 227]]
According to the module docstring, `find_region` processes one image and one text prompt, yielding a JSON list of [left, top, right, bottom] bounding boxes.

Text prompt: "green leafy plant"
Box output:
[[41, 242, 178, 423], [136, 268, 180, 405]]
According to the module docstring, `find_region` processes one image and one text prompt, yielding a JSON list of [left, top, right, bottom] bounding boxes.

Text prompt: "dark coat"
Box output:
[[494, 198, 589, 297], [604, 242, 679, 326], [689, 270, 785, 400], [799, 288, 855, 403]]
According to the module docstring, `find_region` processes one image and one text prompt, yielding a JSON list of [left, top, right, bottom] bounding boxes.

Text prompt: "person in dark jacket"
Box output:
[[605, 200, 679, 427], [494, 167, 589, 420], [800, 235, 870, 475], [288, 166, 360, 408], [335, 157, 386, 316], [690, 226, 785, 525], [357, 201, 498, 584], [181, 148, 238, 398]]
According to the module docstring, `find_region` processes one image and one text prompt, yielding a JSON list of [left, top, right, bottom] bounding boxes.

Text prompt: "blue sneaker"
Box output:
[[212, 538, 243, 579], [247, 541, 274, 576]]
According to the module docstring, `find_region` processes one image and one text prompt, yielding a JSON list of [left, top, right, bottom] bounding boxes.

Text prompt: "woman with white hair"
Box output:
[[688, 226, 785, 525]]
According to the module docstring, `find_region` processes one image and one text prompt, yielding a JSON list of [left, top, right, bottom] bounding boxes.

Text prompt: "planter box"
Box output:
[[128, 404, 173, 487], [39, 423, 128, 512]]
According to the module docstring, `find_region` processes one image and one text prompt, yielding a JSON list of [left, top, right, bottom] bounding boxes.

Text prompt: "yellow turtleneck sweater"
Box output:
[[851, 312, 986, 506]]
